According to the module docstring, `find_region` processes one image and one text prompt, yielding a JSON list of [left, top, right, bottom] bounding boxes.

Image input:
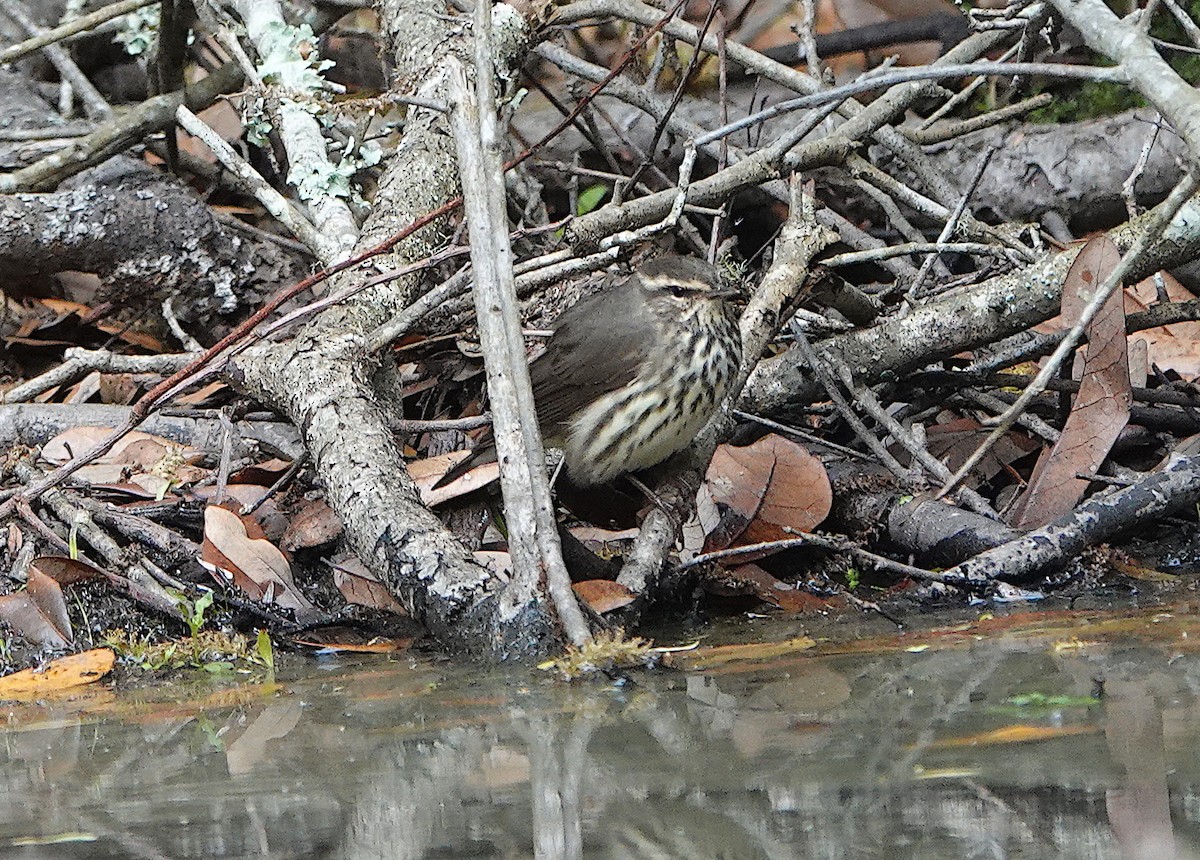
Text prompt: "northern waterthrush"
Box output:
[[438, 255, 741, 488]]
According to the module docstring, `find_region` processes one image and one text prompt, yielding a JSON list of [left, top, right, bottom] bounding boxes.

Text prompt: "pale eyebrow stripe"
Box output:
[[640, 276, 710, 290]]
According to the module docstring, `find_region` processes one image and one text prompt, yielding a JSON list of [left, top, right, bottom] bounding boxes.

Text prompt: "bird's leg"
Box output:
[[625, 474, 674, 519]]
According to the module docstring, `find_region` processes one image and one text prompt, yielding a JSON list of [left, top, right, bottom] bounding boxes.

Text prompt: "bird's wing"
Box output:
[[529, 280, 656, 435]]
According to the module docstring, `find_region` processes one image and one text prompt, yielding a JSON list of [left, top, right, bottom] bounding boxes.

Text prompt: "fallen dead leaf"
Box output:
[[1011, 236, 1131, 528], [703, 563, 828, 613], [30, 556, 104, 585], [0, 648, 115, 699], [703, 434, 832, 554], [281, 497, 343, 550], [330, 556, 406, 614], [409, 452, 500, 506], [0, 568, 73, 647], [573, 579, 636, 613], [41, 427, 200, 467], [200, 504, 315, 615]]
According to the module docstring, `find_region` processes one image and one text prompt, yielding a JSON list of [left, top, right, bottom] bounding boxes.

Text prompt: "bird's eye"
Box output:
[[668, 286, 689, 298]]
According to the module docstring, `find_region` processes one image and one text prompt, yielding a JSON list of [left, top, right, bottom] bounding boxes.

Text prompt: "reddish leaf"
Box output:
[[708, 563, 828, 613], [229, 458, 293, 486], [703, 434, 832, 553], [30, 556, 104, 585], [330, 556, 406, 614], [573, 580, 636, 613], [925, 416, 1039, 484]]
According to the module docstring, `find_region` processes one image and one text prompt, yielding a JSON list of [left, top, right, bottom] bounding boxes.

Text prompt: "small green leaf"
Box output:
[[255, 629, 274, 670], [576, 184, 608, 216]]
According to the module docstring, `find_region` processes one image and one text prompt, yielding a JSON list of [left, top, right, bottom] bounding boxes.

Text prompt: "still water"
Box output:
[[2, 604, 1200, 859]]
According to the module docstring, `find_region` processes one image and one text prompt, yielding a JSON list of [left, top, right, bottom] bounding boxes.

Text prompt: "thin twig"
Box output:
[[906, 145, 998, 300], [0, 0, 155, 65], [793, 331, 908, 479], [695, 61, 1125, 148], [940, 170, 1200, 498]]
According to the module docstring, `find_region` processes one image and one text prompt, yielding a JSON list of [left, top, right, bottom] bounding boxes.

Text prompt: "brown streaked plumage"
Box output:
[[435, 255, 741, 488]]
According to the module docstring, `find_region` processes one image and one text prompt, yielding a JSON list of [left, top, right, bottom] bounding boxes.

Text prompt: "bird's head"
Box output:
[[635, 256, 738, 326]]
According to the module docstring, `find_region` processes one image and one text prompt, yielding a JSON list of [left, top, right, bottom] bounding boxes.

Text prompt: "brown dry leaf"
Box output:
[[709, 563, 827, 613], [88, 479, 162, 499], [1011, 236, 1132, 528], [190, 485, 288, 541], [409, 452, 500, 505], [0, 567, 73, 647], [573, 580, 636, 613], [281, 498, 343, 550], [229, 458, 293, 486], [1126, 270, 1200, 378], [0, 649, 114, 699], [35, 298, 91, 317], [31, 556, 104, 585], [200, 504, 315, 614], [0, 593, 67, 647], [76, 465, 134, 486], [703, 434, 832, 552], [925, 415, 1039, 484], [330, 556, 406, 614], [118, 438, 176, 470], [127, 474, 175, 498], [190, 483, 268, 508], [92, 322, 163, 352], [174, 380, 229, 407], [98, 373, 141, 405], [178, 99, 243, 165], [41, 427, 201, 467]]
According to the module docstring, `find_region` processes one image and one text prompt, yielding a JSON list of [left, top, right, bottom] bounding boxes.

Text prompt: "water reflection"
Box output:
[[2, 610, 1200, 859]]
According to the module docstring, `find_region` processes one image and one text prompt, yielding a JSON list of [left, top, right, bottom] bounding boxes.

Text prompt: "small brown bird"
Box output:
[[437, 255, 741, 488]]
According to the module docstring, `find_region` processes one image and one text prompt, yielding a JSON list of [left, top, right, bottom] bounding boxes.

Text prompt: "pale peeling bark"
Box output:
[[232, 0, 559, 660]]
